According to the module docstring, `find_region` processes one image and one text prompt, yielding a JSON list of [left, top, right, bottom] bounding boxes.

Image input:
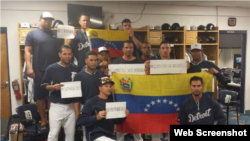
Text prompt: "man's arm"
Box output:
[[77, 101, 100, 126], [208, 64, 226, 85], [24, 46, 35, 78], [45, 84, 64, 91], [178, 103, 188, 125], [129, 28, 142, 50], [73, 74, 84, 119], [74, 102, 80, 120], [99, 61, 109, 68], [214, 72, 226, 85], [40, 66, 64, 91], [131, 36, 142, 50], [144, 60, 150, 75]]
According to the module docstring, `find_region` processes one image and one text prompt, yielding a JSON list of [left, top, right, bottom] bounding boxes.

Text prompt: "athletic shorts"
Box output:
[[34, 70, 49, 100]]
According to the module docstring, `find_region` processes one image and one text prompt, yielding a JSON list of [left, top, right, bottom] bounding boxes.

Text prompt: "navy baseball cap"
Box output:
[[99, 76, 114, 86]]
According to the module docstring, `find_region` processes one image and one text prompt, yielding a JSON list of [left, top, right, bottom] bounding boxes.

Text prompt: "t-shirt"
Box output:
[[41, 63, 79, 104], [25, 28, 64, 71], [74, 70, 104, 104], [71, 30, 91, 70], [111, 57, 142, 64]]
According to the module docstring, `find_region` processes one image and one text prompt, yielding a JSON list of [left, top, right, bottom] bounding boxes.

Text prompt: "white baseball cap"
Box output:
[[191, 43, 202, 51], [98, 47, 109, 54], [40, 12, 54, 20]]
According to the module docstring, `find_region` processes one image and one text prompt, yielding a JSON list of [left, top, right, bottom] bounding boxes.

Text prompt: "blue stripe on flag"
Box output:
[[115, 92, 212, 114]]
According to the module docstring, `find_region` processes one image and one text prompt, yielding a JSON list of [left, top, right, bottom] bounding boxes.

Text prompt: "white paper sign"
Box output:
[[57, 25, 74, 39], [150, 59, 187, 74], [60, 81, 82, 98], [106, 102, 126, 119], [108, 64, 145, 75]]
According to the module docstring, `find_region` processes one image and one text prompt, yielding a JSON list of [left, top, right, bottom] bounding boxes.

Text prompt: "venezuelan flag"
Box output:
[[88, 29, 129, 58], [112, 72, 213, 133]]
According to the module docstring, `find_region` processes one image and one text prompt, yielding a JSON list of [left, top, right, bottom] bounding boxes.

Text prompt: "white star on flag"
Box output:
[[157, 99, 161, 103], [144, 108, 148, 112], [147, 104, 151, 108], [177, 108, 180, 111], [151, 101, 155, 105], [163, 99, 167, 103], [174, 104, 178, 107], [169, 101, 173, 105]]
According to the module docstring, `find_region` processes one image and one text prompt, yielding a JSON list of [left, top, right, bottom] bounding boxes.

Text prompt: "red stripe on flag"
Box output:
[[116, 113, 179, 133], [92, 47, 123, 58]]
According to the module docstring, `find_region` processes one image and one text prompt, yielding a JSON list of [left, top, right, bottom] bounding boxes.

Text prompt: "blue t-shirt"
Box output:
[[25, 28, 64, 71], [41, 63, 79, 104], [74, 70, 104, 104], [72, 30, 91, 70]]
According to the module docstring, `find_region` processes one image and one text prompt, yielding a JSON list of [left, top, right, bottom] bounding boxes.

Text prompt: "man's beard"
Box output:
[[193, 92, 201, 97]]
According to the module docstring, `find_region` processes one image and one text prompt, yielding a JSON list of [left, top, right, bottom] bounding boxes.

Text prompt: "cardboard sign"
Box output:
[[106, 102, 126, 119], [57, 25, 74, 39], [108, 64, 145, 75], [60, 81, 82, 98], [150, 59, 187, 74]]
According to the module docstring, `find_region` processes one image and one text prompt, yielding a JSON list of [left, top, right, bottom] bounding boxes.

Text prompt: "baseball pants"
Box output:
[[48, 103, 75, 141]]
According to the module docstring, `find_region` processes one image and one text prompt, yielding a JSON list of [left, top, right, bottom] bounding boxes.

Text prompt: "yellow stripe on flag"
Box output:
[[112, 72, 213, 96], [88, 29, 129, 41]]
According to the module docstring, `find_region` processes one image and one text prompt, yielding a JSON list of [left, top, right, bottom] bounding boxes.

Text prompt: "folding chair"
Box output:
[[16, 104, 49, 141], [218, 90, 240, 125]]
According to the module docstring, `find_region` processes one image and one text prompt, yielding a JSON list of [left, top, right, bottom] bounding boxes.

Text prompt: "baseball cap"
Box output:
[[99, 76, 115, 86], [40, 12, 54, 20], [98, 47, 109, 54], [191, 43, 202, 51]]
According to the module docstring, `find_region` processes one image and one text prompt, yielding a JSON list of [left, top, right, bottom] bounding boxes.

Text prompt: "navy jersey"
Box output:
[[77, 95, 126, 141], [178, 94, 226, 125], [41, 63, 79, 104], [71, 30, 91, 70], [74, 70, 104, 104], [188, 60, 225, 84], [25, 28, 64, 71]]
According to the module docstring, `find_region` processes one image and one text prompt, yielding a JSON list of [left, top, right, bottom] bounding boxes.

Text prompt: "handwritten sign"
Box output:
[[57, 25, 74, 39], [60, 81, 82, 98], [106, 102, 126, 119], [150, 59, 187, 74], [108, 64, 145, 75]]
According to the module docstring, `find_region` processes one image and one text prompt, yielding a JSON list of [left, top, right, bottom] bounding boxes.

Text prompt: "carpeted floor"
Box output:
[[228, 110, 250, 125]]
